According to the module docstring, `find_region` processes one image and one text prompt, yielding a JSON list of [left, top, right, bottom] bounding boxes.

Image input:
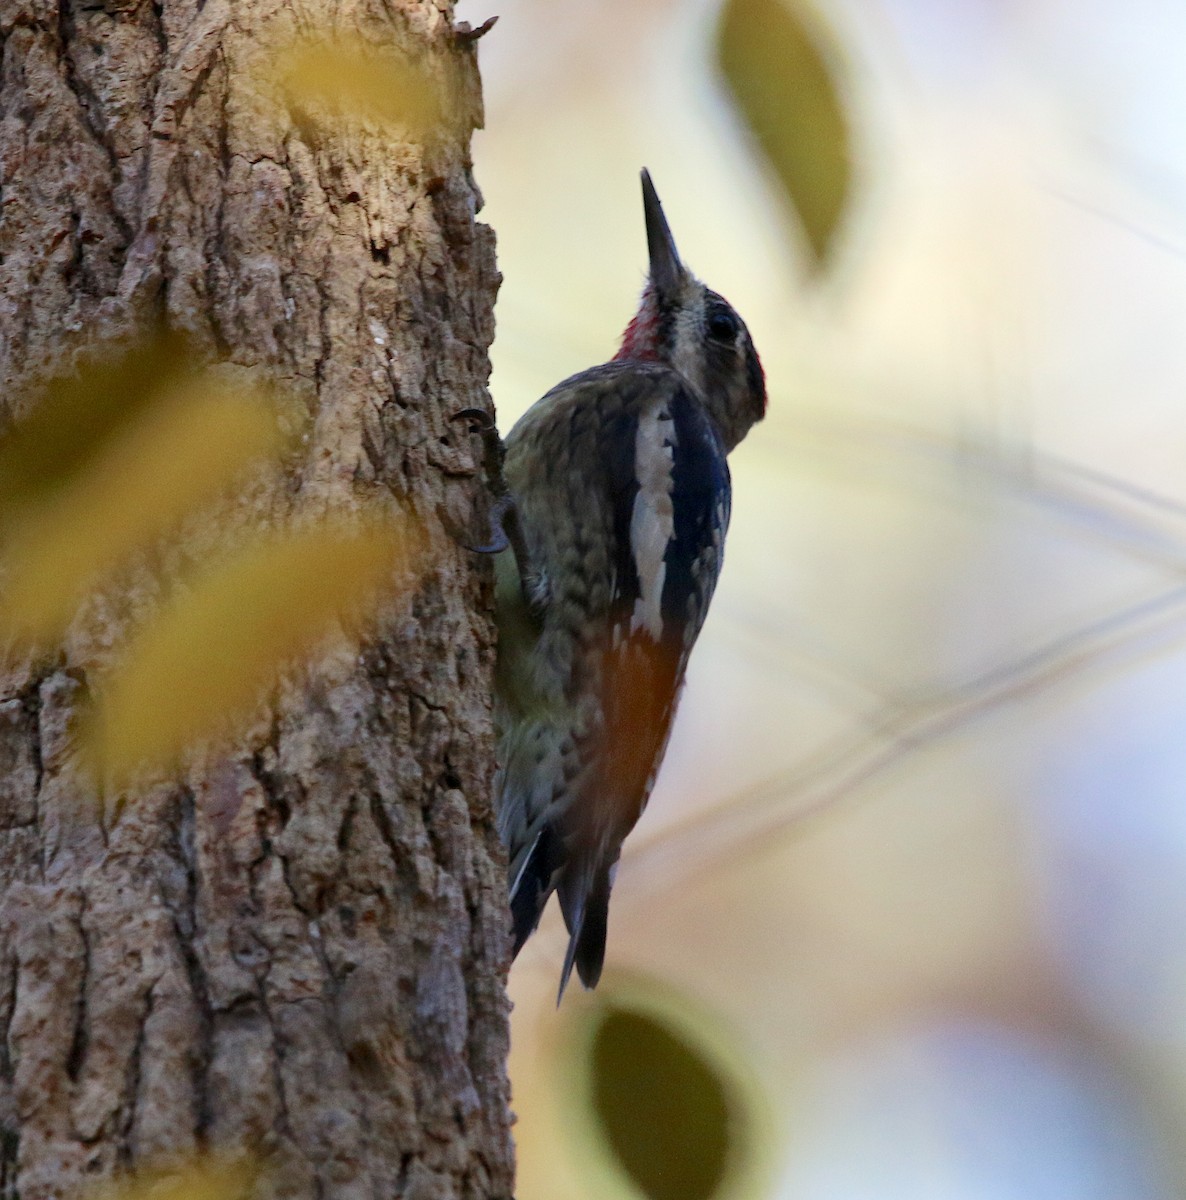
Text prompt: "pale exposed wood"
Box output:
[[0, 1, 512, 1197]]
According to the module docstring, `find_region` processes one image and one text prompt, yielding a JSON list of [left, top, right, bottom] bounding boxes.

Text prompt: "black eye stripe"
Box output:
[[705, 305, 740, 342]]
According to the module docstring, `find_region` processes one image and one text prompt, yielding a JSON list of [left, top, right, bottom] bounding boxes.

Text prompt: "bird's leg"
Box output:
[[451, 408, 514, 555], [451, 409, 549, 618]]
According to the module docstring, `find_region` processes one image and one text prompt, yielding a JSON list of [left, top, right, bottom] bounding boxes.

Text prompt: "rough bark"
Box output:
[[0, 1, 511, 1198]]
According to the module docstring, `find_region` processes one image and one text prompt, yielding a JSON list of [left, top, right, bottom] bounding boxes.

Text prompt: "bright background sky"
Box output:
[[466, 0, 1186, 1195]]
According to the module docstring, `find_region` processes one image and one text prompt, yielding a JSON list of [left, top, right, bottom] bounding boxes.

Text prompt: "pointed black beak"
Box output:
[[641, 169, 687, 299]]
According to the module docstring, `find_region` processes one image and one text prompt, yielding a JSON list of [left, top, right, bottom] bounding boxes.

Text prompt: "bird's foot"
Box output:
[[451, 408, 512, 553], [450, 409, 549, 618]]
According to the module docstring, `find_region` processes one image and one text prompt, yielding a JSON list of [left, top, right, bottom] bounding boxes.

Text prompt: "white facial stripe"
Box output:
[[670, 305, 705, 395], [629, 398, 676, 640]]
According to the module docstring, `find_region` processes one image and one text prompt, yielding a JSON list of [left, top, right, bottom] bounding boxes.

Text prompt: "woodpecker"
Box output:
[[489, 170, 766, 1000]]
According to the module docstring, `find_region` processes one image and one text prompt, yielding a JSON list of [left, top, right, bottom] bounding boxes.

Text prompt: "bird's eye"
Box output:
[[706, 309, 740, 343]]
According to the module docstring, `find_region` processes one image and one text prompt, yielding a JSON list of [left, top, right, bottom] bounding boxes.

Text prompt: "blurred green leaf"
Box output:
[[718, 0, 851, 265], [590, 1007, 732, 1200]]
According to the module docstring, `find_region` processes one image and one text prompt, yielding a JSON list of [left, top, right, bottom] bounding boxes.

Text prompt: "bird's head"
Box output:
[[615, 169, 767, 452]]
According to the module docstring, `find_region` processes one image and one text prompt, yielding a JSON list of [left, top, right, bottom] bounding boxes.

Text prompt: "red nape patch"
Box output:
[[614, 289, 661, 361]]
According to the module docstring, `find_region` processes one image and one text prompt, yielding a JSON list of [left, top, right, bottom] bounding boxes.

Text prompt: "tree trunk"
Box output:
[[0, 2, 512, 1198]]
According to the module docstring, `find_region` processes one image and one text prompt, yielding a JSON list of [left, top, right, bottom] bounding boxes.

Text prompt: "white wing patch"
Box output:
[[629, 399, 677, 640]]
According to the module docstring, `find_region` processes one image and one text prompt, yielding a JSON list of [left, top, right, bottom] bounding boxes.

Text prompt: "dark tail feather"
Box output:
[[556, 866, 612, 1002], [574, 874, 610, 987], [509, 825, 564, 958]]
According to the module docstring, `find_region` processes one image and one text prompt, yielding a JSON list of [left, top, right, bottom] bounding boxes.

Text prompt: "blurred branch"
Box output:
[[631, 580, 1186, 892]]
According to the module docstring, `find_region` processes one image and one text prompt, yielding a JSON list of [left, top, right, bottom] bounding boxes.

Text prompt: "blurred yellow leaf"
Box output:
[[274, 33, 443, 136], [83, 516, 415, 781], [0, 379, 287, 647], [718, 0, 850, 265], [0, 329, 193, 513], [90, 1154, 257, 1200]]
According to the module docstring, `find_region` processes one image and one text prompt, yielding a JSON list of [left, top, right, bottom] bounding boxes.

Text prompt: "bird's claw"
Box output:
[[451, 409, 514, 552], [463, 493, 513, 555], [451, 407, 547, 616], [451, 407, 509, 496], [450, 407, 495, 434]]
